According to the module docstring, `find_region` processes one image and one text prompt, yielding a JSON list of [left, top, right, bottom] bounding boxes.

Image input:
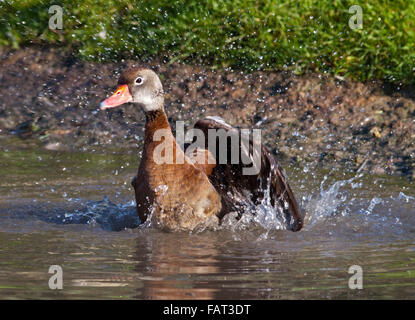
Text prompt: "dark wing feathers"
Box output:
[[190, 117, 303, 231]]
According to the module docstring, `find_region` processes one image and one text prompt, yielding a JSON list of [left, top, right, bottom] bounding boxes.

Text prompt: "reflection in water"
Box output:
[[134, 232, 221, 299]]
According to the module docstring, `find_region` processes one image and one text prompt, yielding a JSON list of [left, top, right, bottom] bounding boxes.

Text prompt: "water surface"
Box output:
[[0, 142, 414, 299]]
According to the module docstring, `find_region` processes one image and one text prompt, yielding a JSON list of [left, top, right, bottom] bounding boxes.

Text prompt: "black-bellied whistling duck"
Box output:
[[100, 67, 303, 232]]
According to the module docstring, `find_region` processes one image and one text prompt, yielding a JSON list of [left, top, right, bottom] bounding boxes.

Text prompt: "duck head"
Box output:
[[100, 67, 164, 112]]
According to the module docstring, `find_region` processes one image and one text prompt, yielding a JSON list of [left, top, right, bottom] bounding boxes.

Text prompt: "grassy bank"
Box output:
[[1, 0, 414, 83]]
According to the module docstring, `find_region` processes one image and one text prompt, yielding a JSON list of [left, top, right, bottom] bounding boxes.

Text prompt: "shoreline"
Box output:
[[0, 46, 414, 178]]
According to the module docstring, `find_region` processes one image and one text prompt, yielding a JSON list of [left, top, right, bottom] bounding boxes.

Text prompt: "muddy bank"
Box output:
[[0, 46, 414, 178]]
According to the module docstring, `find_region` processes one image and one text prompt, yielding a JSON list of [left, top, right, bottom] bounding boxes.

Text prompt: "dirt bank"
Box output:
[[0, 46, 414, 178]]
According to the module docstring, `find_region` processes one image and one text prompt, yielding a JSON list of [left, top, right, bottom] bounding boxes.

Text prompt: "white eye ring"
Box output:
[[135, 77, 143, 85]]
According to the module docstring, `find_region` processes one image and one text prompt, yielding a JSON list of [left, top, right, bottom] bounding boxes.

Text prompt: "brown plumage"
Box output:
[[100, 67, 303, 232], [132, 109, 221, 231]]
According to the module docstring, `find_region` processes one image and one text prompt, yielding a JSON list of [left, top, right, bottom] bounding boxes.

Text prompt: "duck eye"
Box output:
[[135, 77, 143, 85]]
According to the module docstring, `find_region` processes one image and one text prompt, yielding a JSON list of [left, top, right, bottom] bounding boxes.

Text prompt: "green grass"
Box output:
[[1, 0, 414, 83]]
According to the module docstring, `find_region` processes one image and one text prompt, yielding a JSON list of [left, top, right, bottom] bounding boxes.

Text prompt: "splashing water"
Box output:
[[397, 192, 415, 202], [35, 171, 413, 238], [220, 175, 289, 235], [47, 196, 139, 231], [303, 174, 364, 226], [364, 197, 383, 215], [221, 172, 367, 236]]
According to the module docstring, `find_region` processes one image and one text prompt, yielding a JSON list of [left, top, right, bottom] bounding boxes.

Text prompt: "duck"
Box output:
[[99, 67, 303, 232]]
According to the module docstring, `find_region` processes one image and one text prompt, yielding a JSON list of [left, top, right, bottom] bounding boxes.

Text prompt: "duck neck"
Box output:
[[142, 107, 187, 168], [144, 108, 171, 145], [145, 108, 168, 125]]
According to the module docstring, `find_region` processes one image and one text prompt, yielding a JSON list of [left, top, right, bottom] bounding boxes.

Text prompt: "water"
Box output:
[[0, 139, 414, 299]]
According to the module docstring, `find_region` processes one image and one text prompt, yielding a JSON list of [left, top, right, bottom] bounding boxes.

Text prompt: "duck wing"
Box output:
[[187, 116, 303, 231]]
